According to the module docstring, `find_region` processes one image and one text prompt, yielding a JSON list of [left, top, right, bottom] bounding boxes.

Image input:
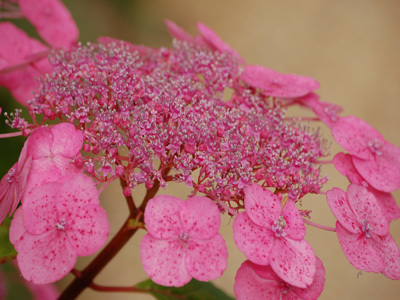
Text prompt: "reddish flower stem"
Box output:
[[0, 131, 23, 139], [303, 218, 336, 232]]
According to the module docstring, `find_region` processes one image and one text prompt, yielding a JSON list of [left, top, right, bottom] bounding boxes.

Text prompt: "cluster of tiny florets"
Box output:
[[28, 40, 327, 210]]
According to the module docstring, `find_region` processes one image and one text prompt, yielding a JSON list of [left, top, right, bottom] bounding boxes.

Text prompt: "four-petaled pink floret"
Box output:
[[234, 257, 325, 300], [140, 195, 228, 287], [326, 183, 400, 279], [233, 183, 316, 288], [9, 174, 109, 284]]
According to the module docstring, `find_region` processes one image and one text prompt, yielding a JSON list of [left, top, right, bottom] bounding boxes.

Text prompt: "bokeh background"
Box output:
[[2, 0, 400, 299]]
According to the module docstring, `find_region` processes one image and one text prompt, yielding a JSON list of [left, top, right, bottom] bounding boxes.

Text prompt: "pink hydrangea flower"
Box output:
[[233, 183, 316, 288], [331, 116, 400, 192], [18, 0, 79, 49], [234, 257, 325, 300], [140, 195, 228, 287], [0, 142, 31, 223], [326, 183, 400, 279], [333, 153, 400, 221], [240, 65, 320, 99], [9, 174, 109, 284], [23, 123, 84, 195], [0, 22, 51, 106]]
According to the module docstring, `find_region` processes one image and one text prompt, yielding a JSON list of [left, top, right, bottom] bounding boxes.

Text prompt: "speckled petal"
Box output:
[[371, 190, 400, 221], [22, 182, 61, 235], [9, 207, 26, 247], [331, 116, 383, 160], [292, 257, 325, 300], [140, 234, 191, 287], [347, 184, 388, 236], [16, 230, 77, 284], [180, 196, 220, 239], [326, 188, 359, 234], [186, 234, 228, 281], [333, 153, 365, 185], [283, 200, 305, 240], [66, 204, 109, 256], [234, 260, 281, 300], [26, 127, 53, 159], [353, 142, 400, 193], [50, 123, 83, 157], [244, 183, 281, 228], [336, 222, 384, 273], [372, 234, 400, 279], [270, 238, 316, 288], [233, 212, 274, 265], [24, 158, 62, 194]]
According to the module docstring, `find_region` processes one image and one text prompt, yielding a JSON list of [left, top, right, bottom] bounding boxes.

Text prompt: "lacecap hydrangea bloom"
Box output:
[[0, 3, 399, 299]]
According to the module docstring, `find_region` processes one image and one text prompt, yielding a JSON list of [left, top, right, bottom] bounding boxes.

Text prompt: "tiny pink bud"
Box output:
[[123, 186, 131, 197]]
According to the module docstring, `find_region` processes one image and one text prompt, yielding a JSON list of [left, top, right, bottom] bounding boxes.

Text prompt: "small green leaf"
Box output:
[[135, 278, 235, 300], [0, 217, 17, 264]]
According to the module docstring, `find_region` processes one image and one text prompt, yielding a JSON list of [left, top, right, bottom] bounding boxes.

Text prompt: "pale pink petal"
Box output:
[[240, 65, 319, 99], [371, 190, 400, 221], [144, 195, 183, 239], [233, 212, 275, 265], [0, 163, 18, 223], [346, 184, 388, 236], [50, 123, 83, 156], [197, 22, 244, 63], [244, 183, 281, 227], [140, 234, 191, 287], [353, 142, 400, 192], [24, 158, 63, 194], [22, 182, 60, 235], [331, 116, 383, 160], [292, 257, 325, 300], [19, 0, 79, 49], [336, 222, 384, 273], [165, 19, 195, 43], [186, 234, 228, 281], [333, 152, 365, 185], [283, 200, 305, 240], [55, 174, 99, 214], [52, 155, 83, 177], [180, 196, 220, 239], [11, 155, 32, 214], [26, 127, 53, 159], [66, 204, 109, 256], [16, 230, 77, 284], [9, 207, 26, 247], [270, 238, 316, 288], [0, 22, 30, 66], [24, 280, 59, 300], [234, 261, 281, 300], [372, 234, 400, 279], [326, 188, 359, 234]]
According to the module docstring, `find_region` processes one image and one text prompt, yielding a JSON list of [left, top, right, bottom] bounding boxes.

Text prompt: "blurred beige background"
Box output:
[[58, 0, 400, 299]]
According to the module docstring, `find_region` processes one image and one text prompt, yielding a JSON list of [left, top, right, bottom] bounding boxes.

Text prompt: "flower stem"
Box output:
[[303, 218, 336, 232], [0, 131, 23, 139]]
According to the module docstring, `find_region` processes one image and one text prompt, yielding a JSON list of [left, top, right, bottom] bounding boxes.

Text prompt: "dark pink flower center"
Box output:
[[280, 281, 291, 295], [361, 219, 372, 238], [368, 139, 383, 156], [179, 231, 189, 242], [56, 218, 68, 231], [272, 216, 287, 238]]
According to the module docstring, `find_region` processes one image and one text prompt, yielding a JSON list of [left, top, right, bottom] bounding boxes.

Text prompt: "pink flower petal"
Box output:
[[233, 212, 275, 265], [244, 183, 282, 227], [371, 190, 400, 221], [292, 257, 325, 300], [9, 207, 26, 247], [333, 153, 365, 185], [282, 200, 305, 240], [66, 204, 109, 256], [165, 19, 195, 43], [140, 234, 191, 287], [16, 230, 77, 284], [22, 182, 60, 235], [0, 163, 19, 223], [270, 238, 316, 288], [50, 123, 83, 157], [326, 188, 359, 234], [240, 65, 319, 99], [346, 184, 388, 236], [331, 116, 383, 160], [26, 127, 54, 159], [19, 0, 79, 49], [234, 261, 281, 300], [352, 142, 400, 192], [372, 234, 400, 279], [180, 196, 220, 239], [186, 234, 228, 281], [336, 222, 384, 273], [144, 195, 183, 239], [55, 174, 99, 214]]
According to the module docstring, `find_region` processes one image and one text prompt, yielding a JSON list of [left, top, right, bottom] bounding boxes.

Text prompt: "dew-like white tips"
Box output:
[[368, 139, 383, 156], [6, 167, 16, 183], [179, 231, 189, 242], [272, 216, 287, 238], [361, 219, 372, 238], [56, 218, 67, 230]]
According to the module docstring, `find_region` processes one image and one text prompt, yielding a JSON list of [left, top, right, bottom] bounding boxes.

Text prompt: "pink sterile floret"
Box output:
[[0, 22, 52, 106], [9, 174, 109, 284], [233, 183, 316, 288], [240, 65, 320, 99], [23, 123, 84, 195], [234, 257, 325, 300], [0, 142, 32, 223], [18, 0, 79, 49], [140, 195, 228, 287], [333, 153, 400, 221], [331, 116, 400, 192], [326, 183, 400, 279]]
